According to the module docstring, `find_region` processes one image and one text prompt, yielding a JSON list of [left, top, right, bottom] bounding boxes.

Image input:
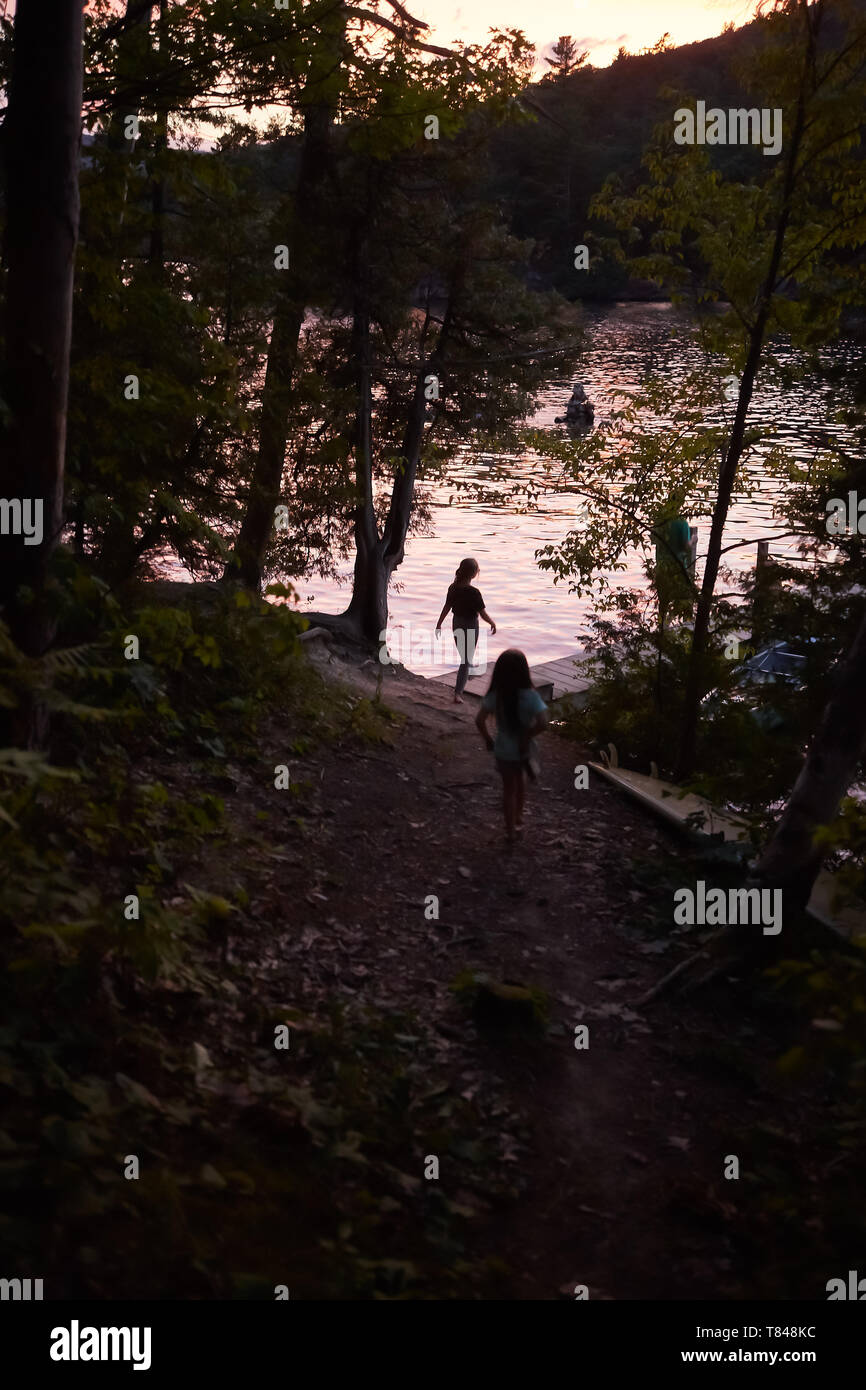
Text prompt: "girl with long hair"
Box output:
[[435, 557, 496, 703], [475, 648, 548, 841]]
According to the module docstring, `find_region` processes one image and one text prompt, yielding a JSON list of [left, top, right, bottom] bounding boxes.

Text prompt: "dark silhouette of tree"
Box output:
[[543, 36, 587, 81], [0, 0, 85, 657]]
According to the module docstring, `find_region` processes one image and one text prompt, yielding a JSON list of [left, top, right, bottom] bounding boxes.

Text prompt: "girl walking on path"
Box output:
[[436, 558, 496, 703], [475, 649, 548, 841]]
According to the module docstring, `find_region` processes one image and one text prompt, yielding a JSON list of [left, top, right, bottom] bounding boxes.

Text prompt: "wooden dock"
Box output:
[[429, 649, 591, 704]]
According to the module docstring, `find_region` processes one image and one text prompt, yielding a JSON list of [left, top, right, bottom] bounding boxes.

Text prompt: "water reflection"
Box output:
[[297, 303, 860, 674]]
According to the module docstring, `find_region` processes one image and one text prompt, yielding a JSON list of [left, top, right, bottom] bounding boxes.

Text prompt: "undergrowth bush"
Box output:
[[0, 579, 440, 1296]]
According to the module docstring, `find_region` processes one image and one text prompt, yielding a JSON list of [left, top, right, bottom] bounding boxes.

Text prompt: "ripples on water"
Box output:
[[294, 303, 860, 674]]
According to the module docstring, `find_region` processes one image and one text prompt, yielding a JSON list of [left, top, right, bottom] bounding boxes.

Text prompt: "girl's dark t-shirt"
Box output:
[[447, 582, 485, 626]]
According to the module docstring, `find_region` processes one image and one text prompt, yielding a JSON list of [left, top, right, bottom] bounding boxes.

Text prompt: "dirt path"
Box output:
[[222, 640, 816, 1300], [9, 620, 843, 1303]]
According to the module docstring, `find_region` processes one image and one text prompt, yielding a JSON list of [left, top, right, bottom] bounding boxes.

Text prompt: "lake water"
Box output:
[[294, 302, 862, 675]]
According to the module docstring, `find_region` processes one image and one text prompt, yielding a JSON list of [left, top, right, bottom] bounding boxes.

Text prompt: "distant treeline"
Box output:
[[482, 6, 865, 300]]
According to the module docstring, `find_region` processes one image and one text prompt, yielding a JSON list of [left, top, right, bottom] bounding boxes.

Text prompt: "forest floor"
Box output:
[[130, 630, 842, 1302], [38, 624, 854, 1301]]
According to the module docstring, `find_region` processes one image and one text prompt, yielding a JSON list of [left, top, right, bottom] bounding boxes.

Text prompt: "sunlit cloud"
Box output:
[[572, 33, 631, 55], [412, 1, 762, 69]]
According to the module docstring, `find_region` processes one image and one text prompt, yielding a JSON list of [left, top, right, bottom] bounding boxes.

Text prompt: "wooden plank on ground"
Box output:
[[588, 762, 748, 841], [587, 761, 866, 940]]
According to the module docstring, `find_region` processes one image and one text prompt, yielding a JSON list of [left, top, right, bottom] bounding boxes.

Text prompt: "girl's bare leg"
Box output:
[[515, 771, 525, 827], [502, 769, 520, 837]]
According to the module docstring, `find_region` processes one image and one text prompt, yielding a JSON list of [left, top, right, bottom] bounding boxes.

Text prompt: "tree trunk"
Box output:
[[343, 332, 441, 644], [754, 606, 866, 910], [69, 0, 151, 569], [342, 250, 384, 643], [343, 280, 458, 644], [149, 0, 168, 270], [344, 539, 390, 645], [227, 299, 308, 591], [0, 0, 85, 656], [674, 317, 771, 778], [382, 291, 455, 573], [224, 34, 341, 592], [100, 1, 154, 244]]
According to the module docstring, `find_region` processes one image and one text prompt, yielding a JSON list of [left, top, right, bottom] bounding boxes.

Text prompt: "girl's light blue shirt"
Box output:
[[480, 687, 547, 762]]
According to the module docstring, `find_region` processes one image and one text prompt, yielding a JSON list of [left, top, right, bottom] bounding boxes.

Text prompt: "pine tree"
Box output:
[[544, 35, 586, 81]]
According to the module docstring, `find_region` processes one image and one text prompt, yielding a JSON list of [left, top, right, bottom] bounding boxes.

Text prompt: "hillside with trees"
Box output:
[[486, 3, 866, 299]]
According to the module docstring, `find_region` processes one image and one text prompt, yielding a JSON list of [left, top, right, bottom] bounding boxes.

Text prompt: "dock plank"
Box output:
[[428, 648, 591, 702], [532, 664, 590, 693]]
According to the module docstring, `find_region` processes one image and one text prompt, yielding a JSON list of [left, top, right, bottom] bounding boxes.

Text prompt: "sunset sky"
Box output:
[[413, 0, 763, 69]]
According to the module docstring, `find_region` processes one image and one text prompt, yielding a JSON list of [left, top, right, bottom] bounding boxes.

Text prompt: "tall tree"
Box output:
[[584, 0, 866, 776], [543, 36, 586, 81], [673, 0, 817, 778], [324, 155, 578, 643], [0, 0, 86, 656], [222, 8, 536, 595], [223, 3, 345, 591]]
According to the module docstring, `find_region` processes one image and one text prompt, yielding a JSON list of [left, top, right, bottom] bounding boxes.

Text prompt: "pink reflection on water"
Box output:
[[297, 304, 858, 674]]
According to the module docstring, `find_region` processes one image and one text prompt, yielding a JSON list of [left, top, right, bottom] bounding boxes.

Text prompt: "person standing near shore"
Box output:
[[436, 558, 497, 703], [475, 649, 548, 842]]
